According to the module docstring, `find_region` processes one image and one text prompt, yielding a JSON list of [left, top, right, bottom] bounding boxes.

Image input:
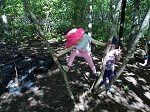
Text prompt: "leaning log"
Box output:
[[22, 0, 74, 100]]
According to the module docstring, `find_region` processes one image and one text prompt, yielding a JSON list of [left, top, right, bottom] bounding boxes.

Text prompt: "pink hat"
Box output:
[[65, 28, 85, 47]]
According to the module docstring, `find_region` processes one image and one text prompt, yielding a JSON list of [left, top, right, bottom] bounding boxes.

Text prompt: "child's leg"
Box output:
[[81, 52, 96, 74], [67, 49, 79, 67], [106, 70, 114, 93], [108, 70, 114, 83], [102, 70, 109, 85]]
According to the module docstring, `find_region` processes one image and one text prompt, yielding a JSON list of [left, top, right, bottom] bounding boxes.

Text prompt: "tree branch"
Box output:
[[22, 0, 74, 101]]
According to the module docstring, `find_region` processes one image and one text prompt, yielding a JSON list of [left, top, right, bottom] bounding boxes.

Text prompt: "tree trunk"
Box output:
[[92, 0, 123, 91], [0, 0, 9, 38], [118, 0, 127, 48], [109, 0, 114, 23], [88, 0, 92, 36], [22, 0, 74, 101], [127, 0, 140, 51], [97, 7, 150, 94]]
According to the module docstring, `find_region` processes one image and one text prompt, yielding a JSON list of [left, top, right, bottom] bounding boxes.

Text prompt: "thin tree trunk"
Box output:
[[109, 0, 113, 23], [97, 7, 150, 94], [0, 0, 9, 37], [127, 0, 140, 51], [22, 0, 74, 101], [72, 0, 78, 26], [88, 0, 92, 36], [92, 0, 123, 91], [118, 0, 127, 48]]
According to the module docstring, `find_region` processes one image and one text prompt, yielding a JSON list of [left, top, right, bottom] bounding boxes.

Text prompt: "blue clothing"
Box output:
[[144, 54, 149, 60], [144, 40, 150, 63], [102, 69, 114, 85], [74, 34, 92, 52]]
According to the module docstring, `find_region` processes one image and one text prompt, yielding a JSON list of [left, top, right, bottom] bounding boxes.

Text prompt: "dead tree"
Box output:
[[22, 0, 74, 101]]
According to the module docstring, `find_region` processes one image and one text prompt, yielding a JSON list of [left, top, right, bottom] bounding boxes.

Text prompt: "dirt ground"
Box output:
[[0, 39, 150, 112]]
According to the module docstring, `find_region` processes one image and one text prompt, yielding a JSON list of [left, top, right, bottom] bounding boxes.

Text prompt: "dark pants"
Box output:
[[102, 69, 114, 85]]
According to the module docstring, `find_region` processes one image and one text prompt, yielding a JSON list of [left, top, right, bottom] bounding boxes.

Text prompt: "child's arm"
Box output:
[[116, 52, 121, 61], [91, 39, 107, 47], [116, 47, 122, 61], [56, 47, 73, 57]]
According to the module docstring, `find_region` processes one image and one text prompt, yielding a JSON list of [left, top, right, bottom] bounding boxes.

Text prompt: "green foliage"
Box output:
[[1, 0, 33, 44], [0, 0, 149, 45]]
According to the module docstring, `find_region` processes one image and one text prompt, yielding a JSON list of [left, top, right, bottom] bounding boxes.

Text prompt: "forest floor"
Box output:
[[0, 38, 150, 112]]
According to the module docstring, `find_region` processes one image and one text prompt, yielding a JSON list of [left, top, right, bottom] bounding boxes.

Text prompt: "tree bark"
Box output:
[[22, 0, 74, 101], [97, 7, 150, 94], [109, 0, 114, 23], [92, 0, 123, 91], [0, 0, 9, 37], [118, 0, 127, 48], [127, 0, 140, 51], [88, 0, 92, 36]]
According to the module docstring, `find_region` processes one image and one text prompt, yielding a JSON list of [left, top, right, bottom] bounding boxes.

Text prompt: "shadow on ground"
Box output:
[[0, 39, 150, 112]]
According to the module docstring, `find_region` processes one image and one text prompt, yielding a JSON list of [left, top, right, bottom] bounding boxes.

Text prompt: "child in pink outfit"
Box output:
[[67, 33, 96, 74], [57, 28, 106, 76]]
